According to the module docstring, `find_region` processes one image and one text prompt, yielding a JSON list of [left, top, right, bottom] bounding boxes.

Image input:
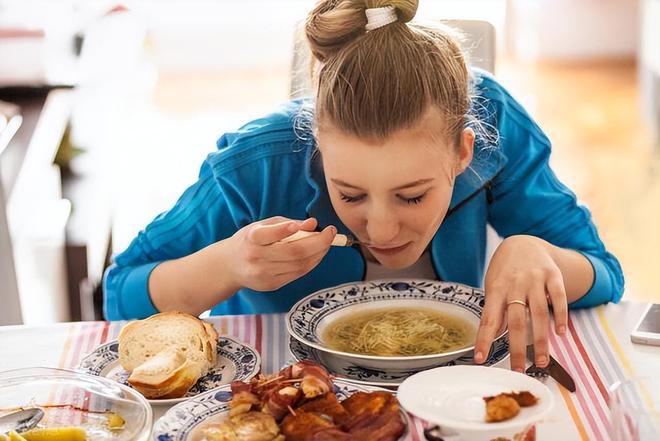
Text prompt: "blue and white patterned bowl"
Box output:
[[78, 337, 261, 406], [286, 279, 507, 371], [289, 334, 510, 388], [152, 379, 411, 441]]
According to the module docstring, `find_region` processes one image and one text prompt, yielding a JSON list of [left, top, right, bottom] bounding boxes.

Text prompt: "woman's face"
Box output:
[[317, 108, 474, 269]]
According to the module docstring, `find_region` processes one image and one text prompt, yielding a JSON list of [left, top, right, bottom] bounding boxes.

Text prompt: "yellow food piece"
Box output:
[[20, 427, 86, 441], [7, 432, 28, 441], [106, 412, 126, 430], [0, 433, 10, 441]]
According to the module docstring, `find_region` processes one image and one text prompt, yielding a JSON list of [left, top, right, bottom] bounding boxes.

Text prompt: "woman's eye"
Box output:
[[401, 193, 426, 205], [340, 193, 365, 203]]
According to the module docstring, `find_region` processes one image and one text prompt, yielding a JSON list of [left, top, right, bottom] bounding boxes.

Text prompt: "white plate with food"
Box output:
[[286, 279, 505, 371], [153, 361, 410, 441], [398, 365, 554, 441], [78, 312, 260, 406], [288, 334, 510, 387]]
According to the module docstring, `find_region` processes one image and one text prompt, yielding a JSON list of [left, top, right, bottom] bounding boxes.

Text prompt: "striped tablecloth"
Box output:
[[1, 301, 657, 440]]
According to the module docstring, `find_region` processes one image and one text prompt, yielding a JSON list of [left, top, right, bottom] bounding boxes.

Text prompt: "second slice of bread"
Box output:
[[127, 347, 202, 399]]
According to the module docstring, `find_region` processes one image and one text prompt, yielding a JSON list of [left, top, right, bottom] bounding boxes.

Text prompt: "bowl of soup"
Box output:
[[286, 279, 506, 371]]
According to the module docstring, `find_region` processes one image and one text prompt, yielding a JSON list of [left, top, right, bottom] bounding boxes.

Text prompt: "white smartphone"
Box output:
[[630, 303, 660, 346]]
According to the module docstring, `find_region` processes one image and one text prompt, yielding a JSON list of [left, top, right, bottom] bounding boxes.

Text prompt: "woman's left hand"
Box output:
[[474, 235, 568, 372]]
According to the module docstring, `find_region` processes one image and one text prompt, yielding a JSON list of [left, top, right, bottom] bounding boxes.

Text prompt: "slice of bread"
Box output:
[[118, 311, 218, 398], [127, 347, 202, 399], [203, 321, 219, 362], [118, 311, 217, 372]]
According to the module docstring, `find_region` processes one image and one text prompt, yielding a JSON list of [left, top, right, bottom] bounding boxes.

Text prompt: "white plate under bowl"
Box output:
[[152, 379, 411, 441], [288, 334, 510, 388], [286, 279, 506, 371], [398, 365, 554, 441], [78, 337, 260, 406]]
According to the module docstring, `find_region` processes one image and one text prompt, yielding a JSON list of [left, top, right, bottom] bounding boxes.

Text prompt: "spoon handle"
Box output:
[[279, 230, 355, 247]]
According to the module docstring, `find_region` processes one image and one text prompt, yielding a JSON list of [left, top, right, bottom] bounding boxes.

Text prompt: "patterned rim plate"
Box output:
[[78, 337, 261, 406], [286, 279, 507, 368], [152, 379, 411, 441], [289, 335, 510, 388]]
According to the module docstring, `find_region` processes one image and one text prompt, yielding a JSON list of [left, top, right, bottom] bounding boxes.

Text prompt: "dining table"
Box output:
[[0, 300, 657, 441]]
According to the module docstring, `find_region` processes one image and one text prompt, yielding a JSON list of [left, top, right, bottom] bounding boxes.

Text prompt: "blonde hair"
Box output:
[[305, 0, 470, 146]]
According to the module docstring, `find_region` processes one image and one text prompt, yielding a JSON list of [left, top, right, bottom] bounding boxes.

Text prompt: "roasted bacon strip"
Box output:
[[227, 361, 404, 441], [341, 392, 398, 428], [296, 393, 348, 427], [262, 385, 302, 421], [280, 412, 338, 441], [349, 411, 406, 441], [307, 428, 352, 441], [250, 361, 333, 400], [229, 380, 260, 416], [341, 391, 405, 441], [273, 360, 334, 399]]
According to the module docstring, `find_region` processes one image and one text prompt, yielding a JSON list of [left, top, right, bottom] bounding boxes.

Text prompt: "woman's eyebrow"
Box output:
[[330, 178, 435, 191]]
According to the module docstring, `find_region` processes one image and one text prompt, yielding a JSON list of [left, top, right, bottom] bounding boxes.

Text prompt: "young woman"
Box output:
[[104, 0, 624, 372]]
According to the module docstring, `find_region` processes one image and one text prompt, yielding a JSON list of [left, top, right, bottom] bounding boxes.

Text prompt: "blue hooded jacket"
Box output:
[[103, 71, 624, 320]]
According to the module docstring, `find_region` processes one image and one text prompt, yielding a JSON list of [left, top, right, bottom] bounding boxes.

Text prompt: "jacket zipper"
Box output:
[[445, 174, 498, 220]]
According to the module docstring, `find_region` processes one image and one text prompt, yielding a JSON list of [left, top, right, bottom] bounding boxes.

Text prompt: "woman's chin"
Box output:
[[372, 248, 420, 269]]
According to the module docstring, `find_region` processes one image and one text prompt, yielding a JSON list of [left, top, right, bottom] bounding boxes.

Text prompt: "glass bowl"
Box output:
[[609, 376, 660, 441], [0, 367, 151, 440]]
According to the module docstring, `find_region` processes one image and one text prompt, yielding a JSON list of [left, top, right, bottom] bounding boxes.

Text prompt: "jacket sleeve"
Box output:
[[483, 80, 624, 308], [103, 159, 242, 320]]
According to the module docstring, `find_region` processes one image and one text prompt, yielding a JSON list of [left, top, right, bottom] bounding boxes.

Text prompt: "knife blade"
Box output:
[[526, 344, 576, 393]]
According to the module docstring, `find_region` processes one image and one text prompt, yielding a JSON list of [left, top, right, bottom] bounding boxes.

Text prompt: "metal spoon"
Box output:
[[423, 425, 461, 441], [0, 408, 44, 434]]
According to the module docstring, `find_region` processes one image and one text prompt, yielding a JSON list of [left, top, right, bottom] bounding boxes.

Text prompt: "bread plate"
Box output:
[[78, 337, 260, 406]]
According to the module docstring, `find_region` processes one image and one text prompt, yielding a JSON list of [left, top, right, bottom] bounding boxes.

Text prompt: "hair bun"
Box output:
[[384, 0, 418, 23], [305, 0, 419, 62]]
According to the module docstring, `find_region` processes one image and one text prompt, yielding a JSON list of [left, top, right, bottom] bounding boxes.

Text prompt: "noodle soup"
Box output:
[[322, 307, 476, 357]]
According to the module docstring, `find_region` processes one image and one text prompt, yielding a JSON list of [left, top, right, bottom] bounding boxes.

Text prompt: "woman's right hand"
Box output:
[[226, 216, 337, 292]]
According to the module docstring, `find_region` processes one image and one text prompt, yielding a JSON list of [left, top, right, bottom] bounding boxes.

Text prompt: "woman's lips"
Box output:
[[368, 242, 411, 256]]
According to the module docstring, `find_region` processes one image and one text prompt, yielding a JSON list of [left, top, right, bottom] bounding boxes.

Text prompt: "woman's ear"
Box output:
[[456, 127, 475, 173]]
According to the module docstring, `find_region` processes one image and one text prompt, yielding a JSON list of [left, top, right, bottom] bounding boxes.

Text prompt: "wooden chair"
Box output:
[[290, 19, 496, 99]]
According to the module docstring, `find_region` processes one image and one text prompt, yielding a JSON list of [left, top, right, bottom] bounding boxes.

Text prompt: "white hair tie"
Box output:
[[365, 6, 398, 32]]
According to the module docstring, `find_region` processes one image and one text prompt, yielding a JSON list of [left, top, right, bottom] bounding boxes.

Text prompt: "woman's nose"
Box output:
[[365, 206, 400, 245]]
